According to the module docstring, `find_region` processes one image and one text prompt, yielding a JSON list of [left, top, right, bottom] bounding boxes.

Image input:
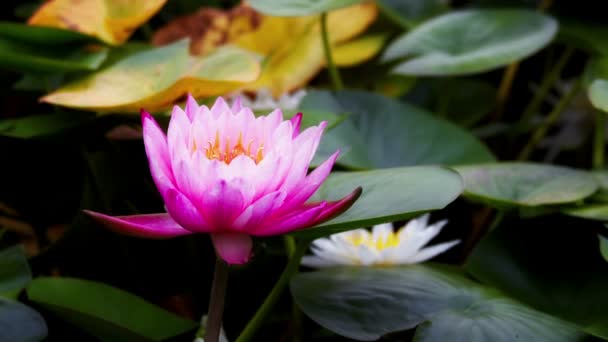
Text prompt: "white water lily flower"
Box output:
[[301, 214, 459, 267], [233, 88, 307, 110]]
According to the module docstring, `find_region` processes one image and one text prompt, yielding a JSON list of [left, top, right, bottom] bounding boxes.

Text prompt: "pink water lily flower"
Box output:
[[85, 96, 361, 264]]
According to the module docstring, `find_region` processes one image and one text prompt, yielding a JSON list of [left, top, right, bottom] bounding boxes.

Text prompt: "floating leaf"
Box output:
[[0, 245, 31, 295], [454, 162, 598, 208], [27, 277, 197, 341], [589, 80, 608, 112], [383, 9, 558, 76], [41, 40, 260, 112], [0, 298, 48, 342], [291, 265, 582, 341], [153, 3, 378, 96], [376, 0, 447, 28], [0, 21, 93, 44], [466, 218, 608, 339], [248, 0, 366, 16], [28, 0, 167, 45], [293, 166, 463, 239], [300, 90, 495, 169], [0, 113, 94, 139], [332, 34, 387, 67], [0, 38, 108, 73], [240, 3, 378, 95], [600, 235, 608, 262]]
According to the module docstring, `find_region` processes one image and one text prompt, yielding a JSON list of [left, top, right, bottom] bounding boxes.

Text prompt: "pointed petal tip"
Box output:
[[83, 210, 192, 239]]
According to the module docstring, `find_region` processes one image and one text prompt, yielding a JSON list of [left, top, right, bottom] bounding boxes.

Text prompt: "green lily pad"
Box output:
[[383, 9, 557, 76], [589, 79, 608, 112], [293, 166, 463, 239], [27, 277, 197, 341], [454, 162, 598, 208], [0, 245, 31, 295], [377, 0, 446, 28], [466, 218, 608, 339], [300, 90, 495, 169], [0, 21, 94, 45], [599, 235, 608, 262], [291, 265, 582, 341], [0, 113, 94, 139], [0, 37, 108, 73], [248, 0, 366, 16], [0, 297, 48, 342]]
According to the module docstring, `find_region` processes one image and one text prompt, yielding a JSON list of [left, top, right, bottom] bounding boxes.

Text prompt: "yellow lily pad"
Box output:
[[28, 0, 167, 45], [152, 2, 378, 96], [333, 34, 387, 67], [41, 40, 261, 113], [239, 2, 378, 95]]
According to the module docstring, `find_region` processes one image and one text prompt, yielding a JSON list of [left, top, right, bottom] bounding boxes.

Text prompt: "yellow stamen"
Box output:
[[201, 130, 264, 164], [345, 230, 400, 251]]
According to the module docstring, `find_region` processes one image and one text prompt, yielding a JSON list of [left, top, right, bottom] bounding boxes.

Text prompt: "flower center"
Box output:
[[197, 132, 264, 164], [345, 231, 400, 251]]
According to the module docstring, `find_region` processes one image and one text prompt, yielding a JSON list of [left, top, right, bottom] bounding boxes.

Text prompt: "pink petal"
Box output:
[[232, 191, 284, 231], [290, 112, 303, 138], [251, 204, 327, 236], [308, 186, 363, 226], [211, 232, 252, 265], [231, 96, 243, 112], [184, 94, 199, 121], [210, 97, 231, 118], [84, 210, 191, 239], [277, 150, 339, 215], [141, 110, 176, 199], [200, 180, 245, 229], [165, 188, 212, 233]]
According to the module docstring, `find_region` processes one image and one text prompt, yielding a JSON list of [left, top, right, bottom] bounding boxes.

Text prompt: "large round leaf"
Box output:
[[589, 79, 608, 112], [41, 40, 260, 112], [382, 9, 558, 76], [248, 0, 366, 16], [300, 90, 495, 169], [291, 265, 582, 341], [466, 218, 608, 339], [0, 298, 48, 342], [454, 162, 598, 208], [0, 245, 31, 295], [293, 166, 463, 239], [27, 277, 197, 341]]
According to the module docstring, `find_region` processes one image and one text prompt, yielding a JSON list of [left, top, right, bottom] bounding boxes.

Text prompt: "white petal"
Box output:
[[357, 245, 380, 265], [409, 240, 460, 264], [372, 223, 393, 243]]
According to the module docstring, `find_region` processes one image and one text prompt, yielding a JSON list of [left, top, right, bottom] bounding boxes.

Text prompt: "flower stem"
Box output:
[[594, 110, 606, 170], [516, 47, 574, 131], [376, 1, 410, 30], [205, 258, 229, 342], [517, 79, 581, 160], [321, 12, 343, 91], [235, 240, 307, 342], [493, 62, 520, 121]]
